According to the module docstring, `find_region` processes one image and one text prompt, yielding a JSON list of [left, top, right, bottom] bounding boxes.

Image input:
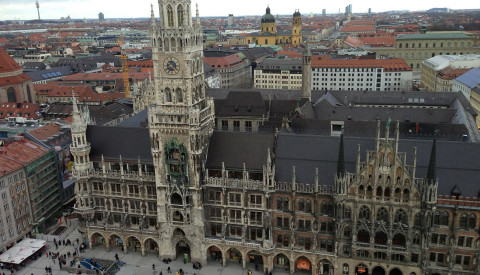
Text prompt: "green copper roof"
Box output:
[[397, 32, 471, 40]]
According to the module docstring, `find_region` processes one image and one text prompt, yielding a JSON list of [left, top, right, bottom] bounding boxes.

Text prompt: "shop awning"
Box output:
[[0, 238, 46, 264]]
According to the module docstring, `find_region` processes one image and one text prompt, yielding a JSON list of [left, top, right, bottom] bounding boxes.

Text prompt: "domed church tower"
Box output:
[[291, 10, 302, 46], [261, 6, 277, 34]]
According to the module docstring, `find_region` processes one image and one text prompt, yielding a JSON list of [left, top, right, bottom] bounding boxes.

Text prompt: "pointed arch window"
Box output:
[[176, 88, 183, 103], [359, 206, 370, 220], [394, 209, 407, 224], [298, 198, 304, 212], [305, 199, 312, 213], [460, 213, 468, 229], [376, 207, 389, 223], [7, 87, 16, 102], [165, 88, 172, 102], [414, 213, 422, 227], [344, 207, 351, 219], [344, 226, 351, 237], [167, 5, 174, 27], [468, 214, 477, 229], [177, 5, 184, 27]]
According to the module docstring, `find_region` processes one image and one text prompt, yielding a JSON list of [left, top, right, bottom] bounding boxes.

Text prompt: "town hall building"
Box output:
[[72, 2, 480, 275]]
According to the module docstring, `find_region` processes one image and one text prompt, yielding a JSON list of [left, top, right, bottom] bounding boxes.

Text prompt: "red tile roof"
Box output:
[[0, 139, 48, 176], [359, 36, 396, 47], [311, 55, 412, 71], [0, 102, 40, 120], [0, 46, 22, 74], [345, 20, 376, 26], [276, 51, 302, 59], [62, 72, 148, 82], [0, 73, 32, 87], [34, 83, 124, 103], [203, 54, 245, 68], [340, 26, 376, 33]]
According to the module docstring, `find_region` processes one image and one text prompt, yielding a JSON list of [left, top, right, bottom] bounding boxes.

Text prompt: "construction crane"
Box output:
[[117, 33, 130, 98]]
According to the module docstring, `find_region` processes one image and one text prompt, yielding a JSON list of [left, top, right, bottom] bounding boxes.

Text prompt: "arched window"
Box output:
[[305, 199, 312, 213], [177, 5, 184, 27], [468, 214, 477, 229], [359, 185, 364, 194], [321, 201, 327, 214], [7, 87, 16, 102], [414, 213, 422, 227], [176, 88, 183, 103], [376, 186, 382, 196], [276, 197, 282, 210], [165, 88, 172, 102], [164, 39, 169, 51], [357, 229, 370, 243], [26, 85, 32, 103], [392, 233, 406, 247], [298, 198, 305, 212], [403, 188, 409, 199], [374, 231, 388, 245], [366, 186, 373, 196], [344, 227, 351, 237], [412, 234, 420, 245], [433, 211, 441, 225], [394, 188, 401, 198], [394, 209, 407, 224], [344, 207, 351, 219], [167, 5, 174, 27], [170, 37, 176, 50], [359, 206, 370, 220], [376, 207, 388, 223], [171, 193, 183, 205], [384, 187, 390, 197], [283, 197, 289, 211], [460, 214, 468, 229], [327, 202, 334, 216], [441, 212, 449, 226]]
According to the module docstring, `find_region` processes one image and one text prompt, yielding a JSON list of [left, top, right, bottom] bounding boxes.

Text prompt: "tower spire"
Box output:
[[196, 3, 200, 25], [150, 3, 155, 25], [301, 43, 312, 101], [336, 134, 345, 177], [427, 139, 437, 181]]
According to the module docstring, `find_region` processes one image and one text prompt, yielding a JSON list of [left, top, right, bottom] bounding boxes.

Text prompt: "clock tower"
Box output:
[[148, 1, 214, 264]]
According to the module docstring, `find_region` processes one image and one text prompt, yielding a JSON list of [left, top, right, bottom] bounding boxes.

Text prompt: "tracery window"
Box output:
[[394, 209, 407, 224], [376, 207, 389, 223], [359, 206, 370, 220]]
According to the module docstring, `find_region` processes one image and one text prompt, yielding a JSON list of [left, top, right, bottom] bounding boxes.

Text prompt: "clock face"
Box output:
[[164, 57, 180, 74]]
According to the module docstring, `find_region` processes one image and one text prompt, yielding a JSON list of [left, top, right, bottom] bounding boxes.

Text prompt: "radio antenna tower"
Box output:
[[36, 0, 41, 20]]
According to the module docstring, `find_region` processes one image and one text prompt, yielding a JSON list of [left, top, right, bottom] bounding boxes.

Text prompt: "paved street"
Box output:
[[10, 224, 293, 275]]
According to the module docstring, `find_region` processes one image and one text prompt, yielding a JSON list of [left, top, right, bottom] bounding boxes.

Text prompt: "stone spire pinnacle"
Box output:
[[196, 3, 200, 25], [301, 42, 312, 101], [150, 3, 155, 24], [427, 139, 437, 182], [336, 134, 345, 177]]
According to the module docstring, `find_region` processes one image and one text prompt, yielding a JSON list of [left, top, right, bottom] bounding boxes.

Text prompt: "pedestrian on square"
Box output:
[[167, 266, 171, 273], [152, 264, 155, 270]]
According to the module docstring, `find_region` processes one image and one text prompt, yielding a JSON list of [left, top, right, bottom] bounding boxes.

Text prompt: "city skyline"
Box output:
[[0, 0, 478, 21]]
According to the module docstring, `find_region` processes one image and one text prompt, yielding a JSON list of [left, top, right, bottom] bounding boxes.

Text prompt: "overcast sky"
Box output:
[[0, 0, 475, 21]]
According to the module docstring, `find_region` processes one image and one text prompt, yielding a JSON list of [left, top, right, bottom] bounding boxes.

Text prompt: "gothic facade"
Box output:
[[72, 2, 480, 275]]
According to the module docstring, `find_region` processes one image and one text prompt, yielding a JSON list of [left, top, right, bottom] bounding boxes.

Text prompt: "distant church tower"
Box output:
[[149, 1, 214, 264], [292, 10, 302, 46], [260, 6, 276, 34]]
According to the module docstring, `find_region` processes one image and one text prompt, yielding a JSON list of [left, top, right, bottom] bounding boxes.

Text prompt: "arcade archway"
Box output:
[[389, 268, 402, 275], [108, 234, 123, 252], [175, 240, 190, 263], [356, 263, 369, 275], [273, 253, 290, 272], [225, 247, 242, 266], [144, 238, 159, 254], [126, 235, 141, 253], [295, 256, 312, 275], [90, 232, 105, 247], [207, 245, 222, 265], [318, 259, 333, 275], [246, 250, 264, 272], [372, 266, 385, 275]]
